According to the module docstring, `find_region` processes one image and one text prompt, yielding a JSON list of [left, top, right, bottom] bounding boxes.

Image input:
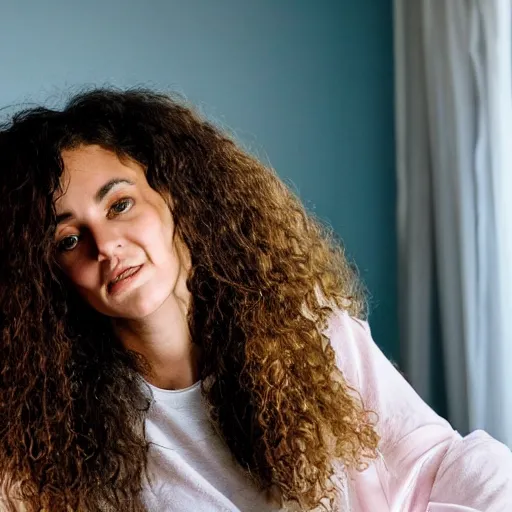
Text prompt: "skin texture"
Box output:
[[56, 146, 197, 390]]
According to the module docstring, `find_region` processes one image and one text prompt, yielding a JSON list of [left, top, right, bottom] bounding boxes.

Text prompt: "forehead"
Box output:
[[60, 144, 142, 182], [56, 145, 143, 203]]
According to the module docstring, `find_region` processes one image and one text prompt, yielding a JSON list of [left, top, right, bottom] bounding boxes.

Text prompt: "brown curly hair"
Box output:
[[0, 89, 379, 511]]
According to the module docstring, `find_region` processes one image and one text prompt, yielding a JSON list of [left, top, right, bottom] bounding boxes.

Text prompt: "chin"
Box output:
[[112, 287, 173, 320]]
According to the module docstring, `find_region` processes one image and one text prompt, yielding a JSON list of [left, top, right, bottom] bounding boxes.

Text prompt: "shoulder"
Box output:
[[323, 309, 378, 390]]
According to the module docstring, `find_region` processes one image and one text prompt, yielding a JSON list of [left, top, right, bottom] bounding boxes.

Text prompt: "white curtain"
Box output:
[[395, 0, 512, 446]]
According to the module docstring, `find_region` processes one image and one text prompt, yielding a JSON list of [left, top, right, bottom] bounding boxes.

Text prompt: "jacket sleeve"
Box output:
[[326, 310, 512, 512]]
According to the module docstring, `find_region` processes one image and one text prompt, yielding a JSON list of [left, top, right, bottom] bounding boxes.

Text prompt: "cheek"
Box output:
[[139, 209, 175, 261], [65, 258, 99, 291]]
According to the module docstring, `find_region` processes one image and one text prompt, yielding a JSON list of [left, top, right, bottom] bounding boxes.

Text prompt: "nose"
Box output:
[[88, 223, 123, 262]]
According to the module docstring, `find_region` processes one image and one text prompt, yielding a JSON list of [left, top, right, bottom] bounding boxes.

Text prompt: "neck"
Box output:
[[113, 294, 200, 390]]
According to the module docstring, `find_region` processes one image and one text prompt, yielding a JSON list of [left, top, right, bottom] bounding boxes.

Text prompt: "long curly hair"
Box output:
[[0, 89, 379, 511]]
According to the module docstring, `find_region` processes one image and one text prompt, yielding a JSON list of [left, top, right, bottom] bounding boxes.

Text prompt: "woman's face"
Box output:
[[54, 144, 191, 319]]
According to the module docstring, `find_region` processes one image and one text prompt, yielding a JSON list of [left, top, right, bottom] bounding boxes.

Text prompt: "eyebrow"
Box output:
[[55, 178, 135, 225]]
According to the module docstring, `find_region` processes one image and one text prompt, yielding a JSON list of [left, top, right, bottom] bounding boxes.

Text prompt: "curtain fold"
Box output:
[[394, 0, 512, 446]]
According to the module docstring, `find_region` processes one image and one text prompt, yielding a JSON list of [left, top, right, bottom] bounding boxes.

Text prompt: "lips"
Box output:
[[107, 265, 142, 293]]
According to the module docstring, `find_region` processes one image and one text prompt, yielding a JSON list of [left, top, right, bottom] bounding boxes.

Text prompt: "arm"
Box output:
[[326, 311, 512, 512]]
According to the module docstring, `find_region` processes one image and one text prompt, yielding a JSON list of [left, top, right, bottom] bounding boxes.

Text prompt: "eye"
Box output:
[[57, 235, 79, 252], [108, 198, 134, 218]]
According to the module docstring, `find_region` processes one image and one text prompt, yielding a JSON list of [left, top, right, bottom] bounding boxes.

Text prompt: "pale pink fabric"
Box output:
[[327, 311, 512, 512]]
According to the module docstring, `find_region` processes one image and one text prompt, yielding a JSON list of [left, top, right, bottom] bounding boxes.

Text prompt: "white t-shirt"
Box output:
[[140, 311, 512, 511], [142, 380, 279, 512]]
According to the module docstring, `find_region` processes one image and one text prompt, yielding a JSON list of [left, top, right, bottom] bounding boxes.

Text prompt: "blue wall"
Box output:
[[0, 1, 397, 358]]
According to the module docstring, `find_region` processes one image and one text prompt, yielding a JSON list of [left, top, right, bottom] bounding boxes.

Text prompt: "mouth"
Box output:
[[107, 265, 143, 294]]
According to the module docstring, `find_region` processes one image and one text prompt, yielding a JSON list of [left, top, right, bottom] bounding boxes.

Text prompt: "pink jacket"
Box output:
[[329, 311, 512, 511]]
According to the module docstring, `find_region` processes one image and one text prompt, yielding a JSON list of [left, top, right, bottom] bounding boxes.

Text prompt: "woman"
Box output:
[[0, 89, 510, 512]]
